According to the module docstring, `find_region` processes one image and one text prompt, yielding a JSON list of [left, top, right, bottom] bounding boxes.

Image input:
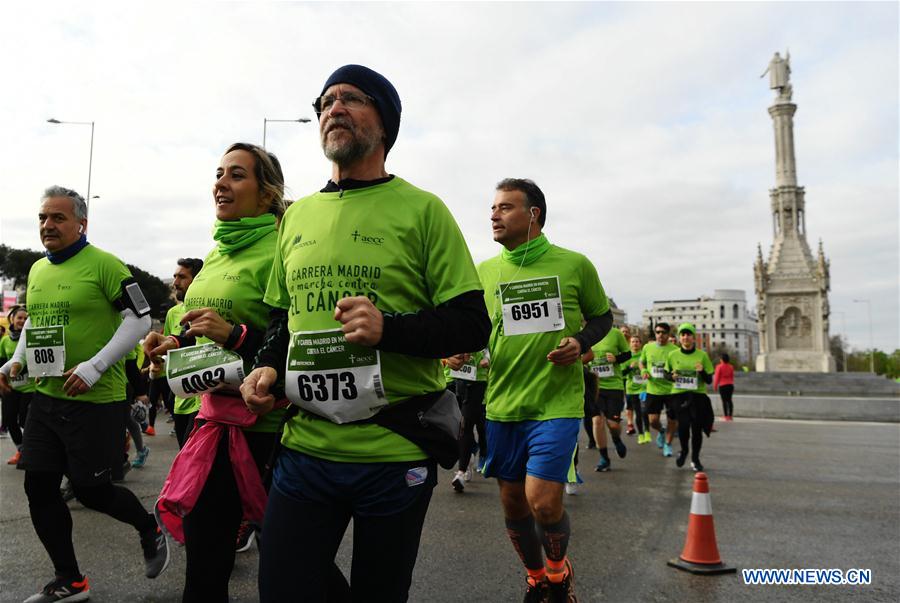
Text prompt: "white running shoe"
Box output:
[[451, 471, 465, 492], [565, 483, 578, 496]]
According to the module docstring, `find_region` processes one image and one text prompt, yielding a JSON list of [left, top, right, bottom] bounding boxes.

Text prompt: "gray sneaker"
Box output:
[[140, 525, 170, 578]]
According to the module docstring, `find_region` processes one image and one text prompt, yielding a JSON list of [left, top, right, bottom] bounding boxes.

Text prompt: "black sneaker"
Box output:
[[691, 460, 704, 472], [522, 575, 549, 603], [23, 575, 90, 603], [140, 525, 170, 578], [613, 438, 627, 459], [676, 450, 688, 468], [546, 559, 577, 603], [236, 521, 256, 553]]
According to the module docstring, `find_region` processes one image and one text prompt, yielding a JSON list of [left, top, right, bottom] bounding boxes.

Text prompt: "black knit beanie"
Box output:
[[318, 64, 402, 157]]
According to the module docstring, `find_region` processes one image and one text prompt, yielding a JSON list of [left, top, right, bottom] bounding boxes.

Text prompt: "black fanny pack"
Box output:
[[360, 389, 462, 469]]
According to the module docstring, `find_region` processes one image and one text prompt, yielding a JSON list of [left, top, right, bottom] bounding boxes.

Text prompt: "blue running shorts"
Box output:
[[482, 418, 580, 483]]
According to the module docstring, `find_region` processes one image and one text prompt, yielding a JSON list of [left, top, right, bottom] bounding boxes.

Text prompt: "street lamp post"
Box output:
[[47, 119, 95, 219], [852, 299, 875, 373], [262, 117, 311, 148]]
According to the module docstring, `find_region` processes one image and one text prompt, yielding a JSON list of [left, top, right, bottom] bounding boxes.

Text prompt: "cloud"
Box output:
[[0, 1, 896, 352]]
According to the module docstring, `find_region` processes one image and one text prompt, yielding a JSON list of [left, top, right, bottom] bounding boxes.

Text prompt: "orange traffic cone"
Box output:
[[667, 472, 736, 575]]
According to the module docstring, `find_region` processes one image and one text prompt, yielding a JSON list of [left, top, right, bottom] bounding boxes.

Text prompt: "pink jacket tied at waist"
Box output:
[[155, 392, 266, 544]]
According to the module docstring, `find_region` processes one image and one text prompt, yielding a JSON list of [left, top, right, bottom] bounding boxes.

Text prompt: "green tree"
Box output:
[[0, 244, 171, 320], [0, 244, 44, 291]]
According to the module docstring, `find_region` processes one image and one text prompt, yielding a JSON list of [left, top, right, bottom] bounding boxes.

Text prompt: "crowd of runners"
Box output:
[[0, 64, 737, 603]]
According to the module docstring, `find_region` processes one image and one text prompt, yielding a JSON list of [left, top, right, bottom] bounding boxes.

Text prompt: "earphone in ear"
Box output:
[[529, 208, 537, 222], [78, 225, 84, 233]]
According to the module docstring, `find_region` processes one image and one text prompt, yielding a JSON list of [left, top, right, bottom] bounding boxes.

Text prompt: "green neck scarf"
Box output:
[[502, 233, 551, 266], [213, 213, 276, 255]]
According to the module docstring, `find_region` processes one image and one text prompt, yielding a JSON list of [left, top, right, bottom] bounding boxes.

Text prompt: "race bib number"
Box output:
[[591, 363, 614, 378], [499, 276, 564, 336], [631, 374, 647, 385], [166, 344, 244, 398], [449, 363, 477, 381], [10, 367, 29, 389], [650, 363, 666, 380], [285, 329, 386, 424], [26, 326, 65, 377], [674, 371, 698, 391]]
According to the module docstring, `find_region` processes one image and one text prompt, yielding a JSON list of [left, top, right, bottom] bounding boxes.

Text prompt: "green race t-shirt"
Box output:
[[26, 245, 131, 403], [471, 349, 489, 382], [640, 341, 680, 395], [665, 347, 714, 394], [163, 303, 200, 415], [183, 228, 284, 433], [478, 243, 609, 422], [0, 334, 36, 393], [264, 177, 483, 462], [589, 328, 629, 391], [622, 351, 645, 395]]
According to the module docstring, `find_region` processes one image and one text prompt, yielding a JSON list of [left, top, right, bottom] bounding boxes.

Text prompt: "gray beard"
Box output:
[[323, 136, 377, 166], [321, 119, 383, 167]]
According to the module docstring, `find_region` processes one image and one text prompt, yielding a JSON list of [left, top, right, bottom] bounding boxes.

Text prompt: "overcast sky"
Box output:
[[1, 1, 897, 352]]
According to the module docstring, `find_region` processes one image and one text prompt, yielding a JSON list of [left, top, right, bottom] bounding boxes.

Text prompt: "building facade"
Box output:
[[641, 289, 759, 365]]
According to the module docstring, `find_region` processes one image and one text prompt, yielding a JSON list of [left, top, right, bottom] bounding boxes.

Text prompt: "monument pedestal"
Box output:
[[756, 351, 836, 373]]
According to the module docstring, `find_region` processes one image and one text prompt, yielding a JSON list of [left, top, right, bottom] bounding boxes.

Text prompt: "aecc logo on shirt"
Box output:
[[351, 230, 384, 246]]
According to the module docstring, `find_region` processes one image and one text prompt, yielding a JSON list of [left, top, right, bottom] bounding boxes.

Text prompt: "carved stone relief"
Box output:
[[775, 306, 812, 350]]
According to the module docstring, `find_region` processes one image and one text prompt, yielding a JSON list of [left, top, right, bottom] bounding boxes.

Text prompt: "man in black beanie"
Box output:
[[244, 65, 491, 601]]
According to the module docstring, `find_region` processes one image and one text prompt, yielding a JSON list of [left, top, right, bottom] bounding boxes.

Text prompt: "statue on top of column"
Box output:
[[761, 51, 792, 101]]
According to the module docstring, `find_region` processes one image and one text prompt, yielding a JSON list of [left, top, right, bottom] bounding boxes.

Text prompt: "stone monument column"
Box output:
[[755, 52, 835, 372]]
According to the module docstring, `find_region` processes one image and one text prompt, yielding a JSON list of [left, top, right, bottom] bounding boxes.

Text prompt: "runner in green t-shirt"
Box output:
[[0, 186, 167, 600], [621, 334, 650, 444], [0, 305, 34, 465], [588, 329, 631, 472], [142, 143, 299, 601], [445, 348, 490, 491], [665, 323, 715, 471], [639, 322, 680, 457], [144, 258, 203, 440], [477, 178, 612, 602], [584, 326, 632, 471], [241, 65, 490, 602]]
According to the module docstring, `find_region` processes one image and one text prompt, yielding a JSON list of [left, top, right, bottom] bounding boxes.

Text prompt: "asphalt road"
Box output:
[[1, 416, 898, 602]]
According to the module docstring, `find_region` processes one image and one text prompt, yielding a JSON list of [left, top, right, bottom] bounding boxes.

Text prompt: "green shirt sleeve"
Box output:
[[263, 222, 290, 310], [422, 199, 482, 306]]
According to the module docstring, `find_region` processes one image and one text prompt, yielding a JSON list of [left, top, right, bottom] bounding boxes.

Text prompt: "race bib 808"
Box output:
[[25, 325, 65, 377]]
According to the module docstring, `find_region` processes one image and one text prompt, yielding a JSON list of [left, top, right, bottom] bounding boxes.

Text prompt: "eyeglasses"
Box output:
[[313, 91, 375, 114]]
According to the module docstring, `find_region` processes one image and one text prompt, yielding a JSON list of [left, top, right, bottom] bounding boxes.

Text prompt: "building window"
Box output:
[[733, 304, 739, 319], [720, 305, 725, 319]]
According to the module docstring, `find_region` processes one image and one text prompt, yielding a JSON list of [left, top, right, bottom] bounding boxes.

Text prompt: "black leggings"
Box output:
[[24, 471, 155, 579], [148, 378, 170, 428], [626, 394, 645, 434], [719, 385, 734, 417], [182, 427, 278, 603], [174, 412, 197, 449], [458, 382, 487, 471], [676, 407, 704, 462], [259, 482, 433, 603], [1, 389, 30, 447]]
